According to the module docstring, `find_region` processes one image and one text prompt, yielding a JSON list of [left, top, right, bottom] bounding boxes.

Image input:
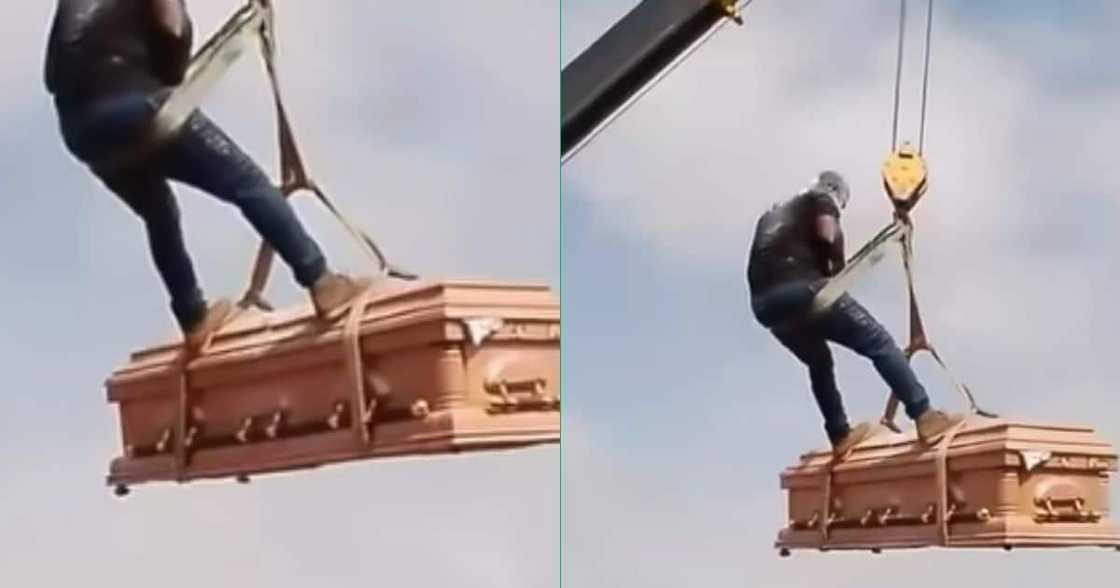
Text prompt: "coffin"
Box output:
[[776, 416, 1120, 554], [106, 280, 559, 493]]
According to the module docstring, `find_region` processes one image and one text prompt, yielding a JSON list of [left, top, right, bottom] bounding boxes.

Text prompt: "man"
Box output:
[[45, 0, 369, 351], [746, 170, 962, 457]]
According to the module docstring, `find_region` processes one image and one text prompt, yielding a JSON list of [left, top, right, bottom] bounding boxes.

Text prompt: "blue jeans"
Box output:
[[55, 92, 327, 330], [751, 280, 931, 443]]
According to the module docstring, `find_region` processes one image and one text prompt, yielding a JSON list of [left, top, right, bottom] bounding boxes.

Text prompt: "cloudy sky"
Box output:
[[0, 2, 556, 586], [563, 0, 1120, 586]]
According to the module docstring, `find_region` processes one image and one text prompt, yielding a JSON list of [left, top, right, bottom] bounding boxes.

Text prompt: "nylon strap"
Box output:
[[171, 305, 248, 482], [806, 208, 981, 423], [238, 0, 415, 311], [935, 417, 969, 544], [820, 468, 833, 544], [173, 356, 189, 482], [810, 218, 907, 316], [879, 216, 996, 432], [819, 455, 842, 545], [342, 287, 376, 446]]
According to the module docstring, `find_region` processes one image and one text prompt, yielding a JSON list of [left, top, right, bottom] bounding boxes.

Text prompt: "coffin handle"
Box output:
[[327, 401, 347, 430], [920, 503, 936, 524], [877, 506, 897, 526], [235, 417, 254, 444], [264, 410, 284, 439], [155, 428, 173, 454], [183, 425, 200, 449], [484, 376, 559, 414], [1035, 495, 1099, 523]]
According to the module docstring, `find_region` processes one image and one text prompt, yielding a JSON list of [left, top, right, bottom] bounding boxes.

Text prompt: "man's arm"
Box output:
[[149, 0, 193, 85], [153, 0, 186, 36], [813, 214, 846, 276]]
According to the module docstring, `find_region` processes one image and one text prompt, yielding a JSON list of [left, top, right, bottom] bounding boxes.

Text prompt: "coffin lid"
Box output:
[[783, 415, 1118, 476], [109, 279, 557, 380]]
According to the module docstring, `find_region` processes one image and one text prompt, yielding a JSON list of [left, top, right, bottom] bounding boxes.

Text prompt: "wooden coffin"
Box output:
[[776, 416, 1120, 554], [106, 280, 559, 492]]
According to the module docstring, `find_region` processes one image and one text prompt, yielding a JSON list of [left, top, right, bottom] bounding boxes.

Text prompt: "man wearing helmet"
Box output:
[[746, 170, 962, 457], [44, 0, 371, 351]]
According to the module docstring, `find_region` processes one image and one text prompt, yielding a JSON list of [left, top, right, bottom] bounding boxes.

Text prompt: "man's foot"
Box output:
[[310, 272, 373, 321], [831, 421, 873, 459], [183, 299, 234, 352], [916, 409, 966, 445]]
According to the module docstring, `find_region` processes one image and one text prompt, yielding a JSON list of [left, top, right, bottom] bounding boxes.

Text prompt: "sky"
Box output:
[[562, 1, 1120, 586], [0, 2, 557, 587]]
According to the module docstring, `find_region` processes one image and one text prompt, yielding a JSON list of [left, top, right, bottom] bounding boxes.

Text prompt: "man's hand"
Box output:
[[150, 0, 193, 85], [813, 214, 846, 276]]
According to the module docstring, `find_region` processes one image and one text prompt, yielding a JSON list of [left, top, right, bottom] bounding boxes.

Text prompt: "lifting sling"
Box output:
[[807, 0, 996, 431], [150, 0, 416, 314]]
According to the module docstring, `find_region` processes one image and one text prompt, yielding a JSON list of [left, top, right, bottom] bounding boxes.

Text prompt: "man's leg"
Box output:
[[772, 326, 851, 444], [97, 171, 208, 331], [153, 111, 328, 288], [751, 280, 816, 329], [818, 294, 931, 420]]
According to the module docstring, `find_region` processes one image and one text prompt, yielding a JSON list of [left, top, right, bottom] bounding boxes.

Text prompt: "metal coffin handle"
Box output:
[[1034, 495, 1100, 523], [484, 376, 559, 414]]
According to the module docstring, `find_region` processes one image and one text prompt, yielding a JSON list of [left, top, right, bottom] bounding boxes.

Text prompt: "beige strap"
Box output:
[[171, 305, 245, 482], [342, 288, 376, 446], [236, 0, 413, 311], [880, 217, 996, 431], [818, 446, 853, 547], [173, 354, 190, 482], [820, 467, 834, 545], [935, 418, 969, 544]]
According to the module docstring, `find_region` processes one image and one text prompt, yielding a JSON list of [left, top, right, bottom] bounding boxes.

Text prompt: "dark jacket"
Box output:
[[746, 190, 845, 295], [45, 0, 194, 104]]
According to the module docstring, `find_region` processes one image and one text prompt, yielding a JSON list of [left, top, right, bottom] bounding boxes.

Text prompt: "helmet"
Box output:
[[808, 170, 850, 210]]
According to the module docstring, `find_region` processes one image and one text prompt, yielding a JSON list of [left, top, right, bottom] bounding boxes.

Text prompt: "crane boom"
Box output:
[[561, 0, 744, 163]]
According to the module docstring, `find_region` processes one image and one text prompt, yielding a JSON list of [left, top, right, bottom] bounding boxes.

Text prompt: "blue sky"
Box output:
[[563, 1, 1120, 586], [0, 2, 556, 586]]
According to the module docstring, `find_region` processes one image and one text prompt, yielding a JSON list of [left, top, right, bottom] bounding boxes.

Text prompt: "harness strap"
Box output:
[[820, 464, 835, 545], [935, 417, 969, 544], [171, 304, 248, 481], [172, 356, 190, 482], [239, 1, 415, 311], [880, 219, 996, 432], [342, 287, 376, 446]]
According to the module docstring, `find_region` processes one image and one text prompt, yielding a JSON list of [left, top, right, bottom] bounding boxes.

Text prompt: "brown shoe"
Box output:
[[916, 409, 966, 445], [310, 272, 373, 321], [831, 421, 873, 459], [183, 299, 234, 352]]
